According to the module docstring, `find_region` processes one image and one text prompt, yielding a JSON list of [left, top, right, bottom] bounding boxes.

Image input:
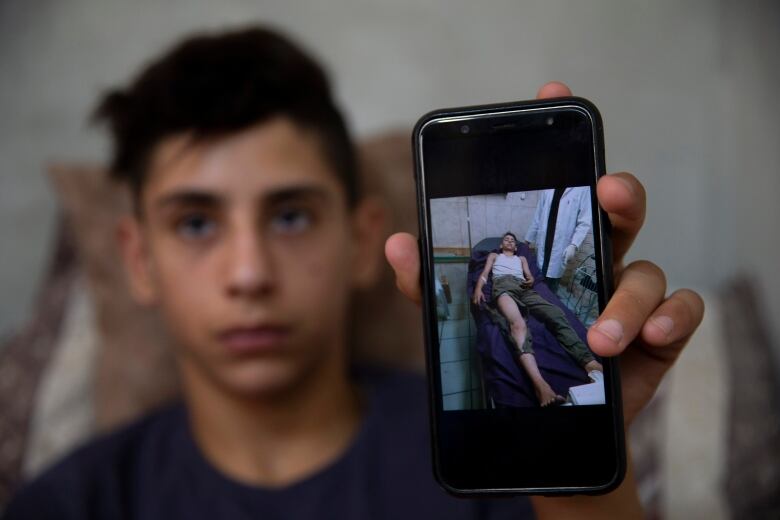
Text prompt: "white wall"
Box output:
[[431, 192, 540, 249], [1, 0, 778, 358]]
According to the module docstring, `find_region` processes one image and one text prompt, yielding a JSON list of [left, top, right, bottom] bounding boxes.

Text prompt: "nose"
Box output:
[[225, 222, 275, 299]]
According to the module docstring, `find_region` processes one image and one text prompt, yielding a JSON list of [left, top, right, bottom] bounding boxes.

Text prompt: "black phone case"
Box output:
[[412, 97, 625, 496]]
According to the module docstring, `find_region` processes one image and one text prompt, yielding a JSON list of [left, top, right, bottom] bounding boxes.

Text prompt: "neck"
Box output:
[[179, 347, 362, 488]]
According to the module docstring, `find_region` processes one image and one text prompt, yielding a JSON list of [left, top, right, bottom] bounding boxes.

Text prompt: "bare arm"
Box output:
[[520, 256, 534, 287], [472, 253, 497, 305]]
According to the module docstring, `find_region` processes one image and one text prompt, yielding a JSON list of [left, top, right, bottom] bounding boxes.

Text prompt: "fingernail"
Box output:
[[650, 316, 674, 337], [593, 318, 624, 344]]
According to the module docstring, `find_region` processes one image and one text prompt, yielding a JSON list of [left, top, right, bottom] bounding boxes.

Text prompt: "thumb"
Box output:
[[385, 232, 422, 305]]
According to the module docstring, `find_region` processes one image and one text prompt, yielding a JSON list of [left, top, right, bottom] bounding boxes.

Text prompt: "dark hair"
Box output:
[[92, 26, 358, 210], [502, 232, 518, 242]]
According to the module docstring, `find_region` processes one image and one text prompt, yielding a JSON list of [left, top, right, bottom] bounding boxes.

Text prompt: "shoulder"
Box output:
[[3, 404, 184, 519], [356, 367, 429, 444]]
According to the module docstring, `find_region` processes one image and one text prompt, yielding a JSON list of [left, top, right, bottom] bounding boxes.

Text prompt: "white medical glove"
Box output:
[[563, 244, 577, 265]]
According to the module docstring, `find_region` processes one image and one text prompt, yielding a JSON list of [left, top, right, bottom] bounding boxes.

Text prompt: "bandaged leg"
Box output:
[[497, 294, 563, 407]]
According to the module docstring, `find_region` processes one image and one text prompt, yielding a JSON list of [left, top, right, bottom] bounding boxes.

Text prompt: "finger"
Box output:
[[537, 81, 572, 99], [619, 288, 705, 424], [596, 172, 646, 266], [385, 232, 421, 304], [640, 289, 705, 348], [587, 260, 667, 357]]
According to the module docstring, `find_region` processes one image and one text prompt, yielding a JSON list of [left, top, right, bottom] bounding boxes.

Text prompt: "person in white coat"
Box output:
[[524, 187, 592, 292]]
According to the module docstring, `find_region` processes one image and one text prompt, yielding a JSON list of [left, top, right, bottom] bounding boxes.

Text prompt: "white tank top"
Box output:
[[492, 254, 525, 280]]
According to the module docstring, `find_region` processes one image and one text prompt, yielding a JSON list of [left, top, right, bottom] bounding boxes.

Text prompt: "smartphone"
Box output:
[[413, 97, 625, 495]]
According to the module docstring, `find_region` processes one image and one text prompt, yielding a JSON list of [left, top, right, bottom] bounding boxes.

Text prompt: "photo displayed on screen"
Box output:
[[431, 187, 604, 411]]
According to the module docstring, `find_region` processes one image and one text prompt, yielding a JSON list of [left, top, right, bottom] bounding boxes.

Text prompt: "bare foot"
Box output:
[[584, 360, 603, 373], [535, 382, 565, 407]]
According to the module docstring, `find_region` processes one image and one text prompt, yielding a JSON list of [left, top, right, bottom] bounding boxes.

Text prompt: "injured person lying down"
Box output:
[[471, 232, 603, 407]]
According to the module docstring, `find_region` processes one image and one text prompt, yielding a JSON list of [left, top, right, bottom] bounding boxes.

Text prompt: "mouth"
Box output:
[[217, 325, 292, 355]]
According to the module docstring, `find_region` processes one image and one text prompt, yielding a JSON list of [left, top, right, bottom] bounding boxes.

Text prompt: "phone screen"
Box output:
[[414, 99, 624, 494]]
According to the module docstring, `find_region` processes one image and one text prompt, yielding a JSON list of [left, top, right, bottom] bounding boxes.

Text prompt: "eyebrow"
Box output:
[[154, 185, 332, 212], [264, 186, 332, 206], [155, 191, 222, 211]]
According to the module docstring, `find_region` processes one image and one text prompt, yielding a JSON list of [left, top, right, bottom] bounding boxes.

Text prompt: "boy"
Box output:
[[473, 232, 602, 406], [3, 27, 703, 519]]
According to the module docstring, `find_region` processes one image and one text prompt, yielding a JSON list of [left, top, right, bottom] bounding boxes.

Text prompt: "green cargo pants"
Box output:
[[489, 275, 594, 366]]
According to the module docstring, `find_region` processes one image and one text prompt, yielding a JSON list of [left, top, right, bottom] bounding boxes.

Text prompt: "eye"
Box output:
[[269, 207, 313, 235], [176, 213, 217, 240]]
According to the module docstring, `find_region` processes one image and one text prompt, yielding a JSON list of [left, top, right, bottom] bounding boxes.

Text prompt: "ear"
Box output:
[[116, 215, 158, 305], [349, 196, 388, 289]]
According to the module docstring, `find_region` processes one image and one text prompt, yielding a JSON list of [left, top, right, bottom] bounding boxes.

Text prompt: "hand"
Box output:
[[472, 289, 485, 306], [384, 80, 705, 428], [522, 277, 534, 288], [563, 244, 577, 265]]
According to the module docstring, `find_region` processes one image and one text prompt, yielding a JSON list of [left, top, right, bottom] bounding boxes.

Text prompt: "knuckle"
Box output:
[[624, 260, 667, 288], [671, 288, 705, 323], [610, 266, 667, 320], [611, 286, 646, 314]]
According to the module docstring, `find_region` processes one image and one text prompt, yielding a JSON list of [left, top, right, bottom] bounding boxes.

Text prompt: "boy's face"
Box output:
[[120, 117, 377, 398], [501, 234, 518, 253]]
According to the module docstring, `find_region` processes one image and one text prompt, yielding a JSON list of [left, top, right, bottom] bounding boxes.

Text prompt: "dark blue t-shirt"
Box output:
[[4, 370, 533, 519]]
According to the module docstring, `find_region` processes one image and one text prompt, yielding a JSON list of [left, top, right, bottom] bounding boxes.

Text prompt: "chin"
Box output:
[[219, 357, 315, 398]]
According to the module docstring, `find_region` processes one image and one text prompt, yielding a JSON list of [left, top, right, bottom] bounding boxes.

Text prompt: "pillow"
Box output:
[[0, 226, 78, 507], [21, 276, 97, 479], [48, 164, 179, 433], [351, 133, 423, 369]]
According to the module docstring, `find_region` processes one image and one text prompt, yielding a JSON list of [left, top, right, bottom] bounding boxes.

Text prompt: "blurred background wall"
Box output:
[[1, 0, 778, 364]]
